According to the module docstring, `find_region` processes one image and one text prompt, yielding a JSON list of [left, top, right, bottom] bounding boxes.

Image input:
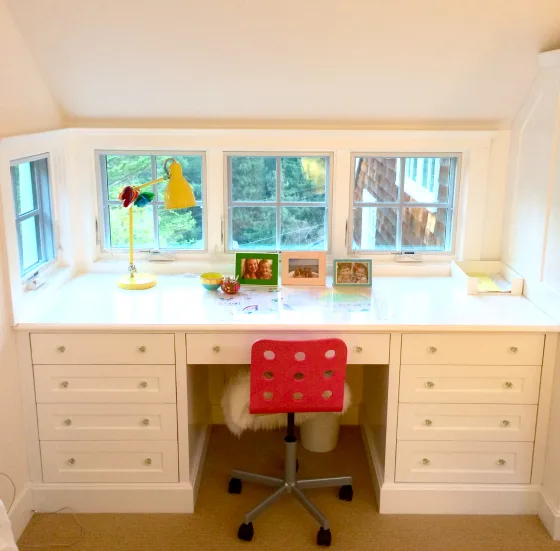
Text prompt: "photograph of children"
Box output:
[[282, 251, 326, 286], [288, 258, 320, 279], [235, 253, 279, 286], [333, 259, 373, 287]]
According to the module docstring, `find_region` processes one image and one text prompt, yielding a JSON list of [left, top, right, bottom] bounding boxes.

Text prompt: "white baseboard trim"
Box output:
[[380, 482, 541, 515], [538, 489, 560, 540], [360, 423, 383, 508], [32, 483, 194, 513], [190, 424, 211, 506], [7, 483, 33, 541]]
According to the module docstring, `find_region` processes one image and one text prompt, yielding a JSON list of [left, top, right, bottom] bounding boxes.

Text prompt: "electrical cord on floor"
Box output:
[[0, 472, 16, 513]]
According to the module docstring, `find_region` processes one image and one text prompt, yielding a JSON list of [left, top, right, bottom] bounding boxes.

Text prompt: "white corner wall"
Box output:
[[0, 0, 62, 138]]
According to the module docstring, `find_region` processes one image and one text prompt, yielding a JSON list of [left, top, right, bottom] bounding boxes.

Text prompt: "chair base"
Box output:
[[229, 431, 353, 546]]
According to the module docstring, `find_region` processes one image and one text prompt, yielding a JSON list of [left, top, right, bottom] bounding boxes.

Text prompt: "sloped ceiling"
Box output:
[[5, 0, 560, 128]]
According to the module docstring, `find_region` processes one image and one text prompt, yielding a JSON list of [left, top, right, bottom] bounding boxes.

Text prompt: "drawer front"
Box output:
[[41, 441, 178, 483], [395, 441, 533, 483], [37, 404, 178, 441], [34, 365, 177, 404], [31, 333, 175, 365], [399, 365, 540, 404], [401, 334, 544, 365], [187, 333, 390, 365], [397, 403, 537, 442]]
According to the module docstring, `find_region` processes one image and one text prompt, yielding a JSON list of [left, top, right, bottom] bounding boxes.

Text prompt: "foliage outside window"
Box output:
[[10, 156, 55, 276], [227, 155, 330, 251], [99, 153, 205, 251], [352, 155, 458, 253]]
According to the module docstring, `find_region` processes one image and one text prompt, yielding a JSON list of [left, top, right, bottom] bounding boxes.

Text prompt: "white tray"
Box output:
[[451, 261, 524, 296]]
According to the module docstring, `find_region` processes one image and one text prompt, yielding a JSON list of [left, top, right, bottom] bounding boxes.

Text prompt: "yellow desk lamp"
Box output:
[[117, 158, 196, 290]]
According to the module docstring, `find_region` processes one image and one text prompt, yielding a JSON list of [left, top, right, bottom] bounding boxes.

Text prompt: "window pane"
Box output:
[[19, 216, 40, 271], [354, 157, 400, 203], [158, 206, 204, 249], [404, 157, 453, 204], [281, 157, 326, 202], [402, 207, 449, 251], [280, 207, 326, 250], [231, 206, 276, 250], [108, 205, 155, 249], [230, 156, 277, 202], [352, 207, 398, 251], [156, 156, 203, 202], [105, 155, 152, 201], [12, 162, 38, 215]]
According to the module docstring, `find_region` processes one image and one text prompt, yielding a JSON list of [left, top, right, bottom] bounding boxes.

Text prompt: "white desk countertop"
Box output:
[[14, 273, 559, 332]]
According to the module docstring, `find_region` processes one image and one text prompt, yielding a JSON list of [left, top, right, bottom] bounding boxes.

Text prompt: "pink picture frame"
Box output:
[[281, 251, 327, 286]]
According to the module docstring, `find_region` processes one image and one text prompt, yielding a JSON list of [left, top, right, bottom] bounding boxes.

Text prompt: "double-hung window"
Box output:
[[227, 154, 330, 251], [98, 153, 205, 251], [351, 155, 459, 253], [10, 155, 55, 276]]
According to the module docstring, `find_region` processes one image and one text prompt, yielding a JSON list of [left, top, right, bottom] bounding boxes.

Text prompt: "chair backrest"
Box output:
[[250, 338, 347, 414]]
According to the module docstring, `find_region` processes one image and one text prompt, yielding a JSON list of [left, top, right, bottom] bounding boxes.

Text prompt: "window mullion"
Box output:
[[396, 157, 405, 252], [276, 157, 281, 251], [151, 156, 160, 249]]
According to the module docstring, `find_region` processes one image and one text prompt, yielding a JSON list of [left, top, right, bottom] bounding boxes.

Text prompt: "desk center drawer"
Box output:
[[186, 333, 390, 364]]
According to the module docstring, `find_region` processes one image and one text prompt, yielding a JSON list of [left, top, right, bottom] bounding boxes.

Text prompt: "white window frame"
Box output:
[[97, 150, 208, 253], [349, 153, 461, 255], [10, 153, 56, 278], [224, 152, 333, 253]]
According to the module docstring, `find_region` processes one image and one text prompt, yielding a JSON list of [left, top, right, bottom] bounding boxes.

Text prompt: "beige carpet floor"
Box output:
[[19, 426, 560, 550]]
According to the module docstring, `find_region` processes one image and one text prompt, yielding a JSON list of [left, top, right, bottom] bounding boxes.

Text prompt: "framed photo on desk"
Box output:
[[235, 253, 279, 285], [281, 251, 326, 286], [333, 259, 372, 287]]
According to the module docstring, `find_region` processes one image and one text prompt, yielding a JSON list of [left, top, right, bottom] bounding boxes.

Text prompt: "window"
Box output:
[[10, 155, 55, 276], [351, 155, 459, 252], [227, 155, 330, 251], [99, 153, 205, 251]]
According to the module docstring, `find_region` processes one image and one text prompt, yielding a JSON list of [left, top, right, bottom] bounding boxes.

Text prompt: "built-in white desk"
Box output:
[[13, 273, 560, 526]]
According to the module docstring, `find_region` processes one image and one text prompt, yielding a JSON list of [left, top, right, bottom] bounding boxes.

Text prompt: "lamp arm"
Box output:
[[135, 176, 168, 191]]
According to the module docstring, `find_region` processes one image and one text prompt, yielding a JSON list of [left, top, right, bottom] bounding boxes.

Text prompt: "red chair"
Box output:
[[228, 339, 353, 547]]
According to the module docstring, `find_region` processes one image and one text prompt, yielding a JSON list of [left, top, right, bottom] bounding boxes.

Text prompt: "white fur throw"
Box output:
[[221, 370, 352, 437]]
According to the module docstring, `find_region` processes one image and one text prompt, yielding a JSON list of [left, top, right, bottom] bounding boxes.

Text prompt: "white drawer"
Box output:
[[397, 403, 537, 442], [34, 365, 177, 404], [399, 365, 540, 404], [31, 333, 175, 365], [395, 441, 533, 483], [401, 334, 544, 365], [37, 404, 178, 441], [41, 441, 178, 483], [186, 333, 390, 365]]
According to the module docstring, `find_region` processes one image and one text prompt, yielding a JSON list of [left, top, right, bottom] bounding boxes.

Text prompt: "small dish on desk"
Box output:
[[200, 272, 224, 291], [221, 276, 240, 294]]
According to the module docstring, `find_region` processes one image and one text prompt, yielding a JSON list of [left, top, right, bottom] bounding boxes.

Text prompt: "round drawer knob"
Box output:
[[68, 458, 76, 465], [142, 419, 150, 426], [140, 381, 148, 388], [64, 419, 72, 426], [60, 381, 69, 388], [57, 346, 66, 353], [509, 346, 518, 354], [425, 381, 435, 388], [213, 346, 221, 353], [354, 346, 363, 353], [428, 346, 437, 354], [424, 419, 432, 426], [145, 458, 152, 465], [139, 346, 147, 353], [422, 458, 430, 465], [501, 420, 510, 427], [497, 459, 507, 466], [503, 381, 513, 389]]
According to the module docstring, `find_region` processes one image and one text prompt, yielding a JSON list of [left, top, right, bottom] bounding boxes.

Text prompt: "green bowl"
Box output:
[[200, 272, 223, 291]]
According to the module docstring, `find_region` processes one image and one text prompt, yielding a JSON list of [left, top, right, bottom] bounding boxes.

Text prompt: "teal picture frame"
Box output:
[[332, 259, 373, 287], [235, 253, 279, 286]]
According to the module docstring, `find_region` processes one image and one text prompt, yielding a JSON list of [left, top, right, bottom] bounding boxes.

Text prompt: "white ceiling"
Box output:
[[5, 0, 560, 128]]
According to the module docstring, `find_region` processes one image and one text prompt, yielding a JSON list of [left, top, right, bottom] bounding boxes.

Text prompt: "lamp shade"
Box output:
[[164, 161, 196, 209]]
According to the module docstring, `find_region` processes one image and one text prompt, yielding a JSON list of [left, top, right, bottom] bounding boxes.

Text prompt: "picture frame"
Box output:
[[235, 253, 279, 286], [332, 259, 373, 287], [281, 251, 327, 286]]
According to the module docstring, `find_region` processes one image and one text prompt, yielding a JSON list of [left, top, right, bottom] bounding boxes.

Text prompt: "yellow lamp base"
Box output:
[[118, 273, 157, 290]]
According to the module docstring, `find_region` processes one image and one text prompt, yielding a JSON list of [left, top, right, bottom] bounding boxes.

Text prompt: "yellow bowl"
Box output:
[[200, 272, 224, 290]]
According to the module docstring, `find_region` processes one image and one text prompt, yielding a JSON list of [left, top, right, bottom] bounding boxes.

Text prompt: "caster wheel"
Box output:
[[228, 478, 242, 494], [339, 484, 353, 502], [317, 527, 331, 547], [238, 522, 254, 542]]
